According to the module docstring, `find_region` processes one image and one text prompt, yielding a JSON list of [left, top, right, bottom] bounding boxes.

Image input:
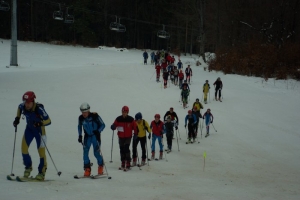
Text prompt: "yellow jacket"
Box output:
[[203, 83, 210, 93], [193, 102, 203, 111], [136, 119, 151, 137]]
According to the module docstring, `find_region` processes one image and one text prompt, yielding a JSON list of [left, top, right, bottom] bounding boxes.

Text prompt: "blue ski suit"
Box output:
[[78, 112, 105, 167]]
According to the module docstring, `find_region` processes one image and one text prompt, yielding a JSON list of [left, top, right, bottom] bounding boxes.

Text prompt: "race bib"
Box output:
[[117, 126, 124, 132]]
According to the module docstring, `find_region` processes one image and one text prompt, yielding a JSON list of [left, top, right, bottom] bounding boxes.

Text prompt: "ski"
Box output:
[[16, 176, 48, 182], [74, 175, 91, 179], [90, 174, 108, 179], [119, 167, 131, 172], [7, 175, 16, 181], [205, 134, 210, 138]]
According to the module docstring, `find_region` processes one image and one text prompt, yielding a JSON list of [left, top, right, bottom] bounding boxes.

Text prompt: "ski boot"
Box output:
[[120, 161, 126, 170], [151, 151, 155, 160], [35, 172, 45, 181], [159, 151, 163, 160], [126, 161, 131, 170], [24, 167, 32, 178], [193, 138, 196, 143], [98, 165, 104, 175], [132, 157, 137, 167], [205, 133, 210, 137], [141, 158, 146, 166]]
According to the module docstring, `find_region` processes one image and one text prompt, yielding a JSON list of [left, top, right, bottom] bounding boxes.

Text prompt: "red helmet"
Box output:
[[188, 110, 192, 114], [122, 106, 129, 113], [22, 91, 36, 103], [154, 114, 160, 119]]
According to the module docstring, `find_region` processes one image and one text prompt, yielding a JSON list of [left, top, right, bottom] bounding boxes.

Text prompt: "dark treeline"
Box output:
[[1, 0, 299, 79]]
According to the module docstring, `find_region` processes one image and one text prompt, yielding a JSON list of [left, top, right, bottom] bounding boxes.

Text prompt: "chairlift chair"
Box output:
[[53, 4, 63, 20], [0, 0, 10, 11], [64, 7, 74, 23], [109, 16, 126, 32], [157, 24, 170, 39]]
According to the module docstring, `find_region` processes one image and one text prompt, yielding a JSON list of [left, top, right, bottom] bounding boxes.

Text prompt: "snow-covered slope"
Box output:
[[0, 39, 299, 200]]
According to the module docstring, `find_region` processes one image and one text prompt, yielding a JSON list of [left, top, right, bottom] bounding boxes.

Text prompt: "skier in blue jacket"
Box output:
[[78, 103, 105, 177], [184, 110, 198, 143], [203, 108, 214, 137], [143, 51, 149, 65], [13, 91, 51, 181]]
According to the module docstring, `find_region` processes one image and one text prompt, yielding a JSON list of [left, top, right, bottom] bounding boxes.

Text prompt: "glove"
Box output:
[[13, 117, 20, 127], [93, 130, 101, 142], [33, 122, 42, 127], [133, 134, 138, 140], [148, 134, 151, 140], [110, 124, 116, 130], [78, 135, 82, 143], [211, 121, 213, 124], [203, 90, 204, 92], [175, 126, 178, 130], [184, 124, 187, 128]]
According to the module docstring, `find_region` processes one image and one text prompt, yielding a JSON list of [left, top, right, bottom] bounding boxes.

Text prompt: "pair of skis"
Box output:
[[7, 175, 49, 182], [74, 174, 109, 179]]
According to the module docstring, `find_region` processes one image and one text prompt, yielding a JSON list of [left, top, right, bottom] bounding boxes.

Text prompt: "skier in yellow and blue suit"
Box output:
[[13, 91, 51, 181], [78, 103, 105, 177]]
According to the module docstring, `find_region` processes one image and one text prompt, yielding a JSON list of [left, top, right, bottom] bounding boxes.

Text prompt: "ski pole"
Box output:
[[10, 127, 17, 176], [178, 129, 181, 140], [110, 131, 114, 163], [185, 127, 188, 138], [211, 123, 217, 132], [209, 91, 211, 103], [201, 93, 204, 102], [146, 136, 150, 165], [38, 132, 61, 176], [135, 146, 142, 170], [99, 149, 112, 179], [150, 71, 155, 80], [176, 130, 180, 151], [201, 119, 204, 139], [161, 137, 168, 162]]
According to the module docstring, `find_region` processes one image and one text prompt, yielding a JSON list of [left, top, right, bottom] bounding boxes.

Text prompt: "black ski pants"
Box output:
[[119, 137, 132, 162], [132, 136, 146, 159]]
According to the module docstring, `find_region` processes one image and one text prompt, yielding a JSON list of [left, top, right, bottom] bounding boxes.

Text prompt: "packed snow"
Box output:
[[0, 39, 300, 200]]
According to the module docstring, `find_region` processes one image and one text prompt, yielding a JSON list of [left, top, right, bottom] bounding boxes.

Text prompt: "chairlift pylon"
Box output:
[[109, 16, 126, 32], [0, 0, 10, 11], [64, 7, 74, 24], [53, 3, 64, 21], [157, 24, 170, 39]]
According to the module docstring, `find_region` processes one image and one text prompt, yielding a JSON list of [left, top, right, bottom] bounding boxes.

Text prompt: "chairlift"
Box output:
[[0, 0, 10, 11], [157, 24, 170, 39], [109, 16, 126, 32], [64, 7, 74, 23], [53, 4, 64, 21]]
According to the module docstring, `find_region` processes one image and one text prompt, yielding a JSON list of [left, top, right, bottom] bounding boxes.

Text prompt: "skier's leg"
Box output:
[[140, 137, 146, 160], [92, 135, 103, 166], [22, 129, 34, 171], [34, 130, 48, 176]]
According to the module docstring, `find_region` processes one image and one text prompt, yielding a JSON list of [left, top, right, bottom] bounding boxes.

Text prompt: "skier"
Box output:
[[203, 108, 214, 137], [143, 50, 148, 65], [110, 106, 137, 170], [163, 69, 169, 89], [178, 69, 184, 89], [184, 110, 198, 143], [149, 114, 165, 160], [164, 115, 177, 152], [203, 80, 210, 104], [161, 59, 168, 72], [173, 66, 179, 85], [185, 65, 193, 84], [213, 77, 223, 101], [171, 55, 175, 64], [150, 51, 155, 64], [181, 85, 190, 108], [78, 103, 105, 177], [169, 66, 175, 84], [192, 106, 201, 138], [181, 80, 190, 90], [155, 64, 161, 82], [177, 59, 183, 70], [192, 98, 203, 118], [163, 107, 179, 126], [13, 91, 51, 180], [132, 112, 151, 166]]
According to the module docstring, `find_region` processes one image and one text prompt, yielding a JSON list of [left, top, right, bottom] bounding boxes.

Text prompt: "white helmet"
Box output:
[[80, 102, 90, 112]]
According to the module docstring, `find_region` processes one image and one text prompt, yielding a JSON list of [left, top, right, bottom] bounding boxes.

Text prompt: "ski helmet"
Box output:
[[196, 98, 199, 101], [122, 106, 129, 113], [188, 110, 192, 114], [206, 80, 208, 82], [135, 112, 142, 120], [22, 91, 36, 103], [207, 108, 211, 112], [170, 107, 174, 110], [80, 102, 90, 112], [154, 114, 160, 119]]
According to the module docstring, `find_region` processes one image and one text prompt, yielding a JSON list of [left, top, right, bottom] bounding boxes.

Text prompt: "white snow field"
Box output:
[[0, 39, 300, 200]]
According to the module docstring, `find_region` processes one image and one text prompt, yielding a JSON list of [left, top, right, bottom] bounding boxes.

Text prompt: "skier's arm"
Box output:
[[78, 117, 83, 136], [37, 106, 51, 126], [144, 120, 151, 133], [193, 114, 197, 125], [174, 113, 179, 125], [184, 116, 188, 126], [97, 115, 105, 132]]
